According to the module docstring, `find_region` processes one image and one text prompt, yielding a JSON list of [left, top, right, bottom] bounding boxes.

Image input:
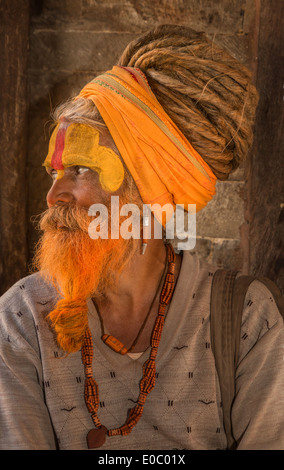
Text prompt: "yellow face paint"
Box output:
[[43, 121, 125, 192]]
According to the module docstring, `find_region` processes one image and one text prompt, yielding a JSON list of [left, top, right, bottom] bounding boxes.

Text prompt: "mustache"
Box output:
[[34, 204, 91, 232]]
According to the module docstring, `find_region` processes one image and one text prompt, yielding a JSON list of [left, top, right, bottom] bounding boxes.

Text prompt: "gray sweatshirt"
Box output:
[[0, 252, 283, 450]]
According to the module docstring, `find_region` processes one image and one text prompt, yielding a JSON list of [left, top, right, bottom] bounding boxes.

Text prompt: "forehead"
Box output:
[[43, 121, 125, 192]]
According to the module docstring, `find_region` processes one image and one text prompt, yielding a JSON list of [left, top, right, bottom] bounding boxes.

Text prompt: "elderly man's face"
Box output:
[[34, 163, 139, 308], [46, 165, 112, 210]]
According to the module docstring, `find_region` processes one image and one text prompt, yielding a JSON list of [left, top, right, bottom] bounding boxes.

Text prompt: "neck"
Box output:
[[104, 239, 166, 304], [93, 240, 181, 353]]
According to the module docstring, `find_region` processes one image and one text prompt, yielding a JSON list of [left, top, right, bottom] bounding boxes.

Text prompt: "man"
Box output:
[[0, 25, 283, 450]]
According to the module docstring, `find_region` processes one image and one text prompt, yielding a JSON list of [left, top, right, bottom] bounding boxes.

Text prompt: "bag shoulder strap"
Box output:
[[210, 269, 240, 449], [210, 269, 284, 449]]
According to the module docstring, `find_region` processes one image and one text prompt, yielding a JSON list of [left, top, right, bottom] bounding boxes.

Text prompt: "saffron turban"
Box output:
[[77, 66, 216, 220]]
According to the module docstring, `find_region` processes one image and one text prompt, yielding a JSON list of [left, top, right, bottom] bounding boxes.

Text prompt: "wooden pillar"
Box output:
[[248, 0, 284, 291], [0, 1, 30, 295]]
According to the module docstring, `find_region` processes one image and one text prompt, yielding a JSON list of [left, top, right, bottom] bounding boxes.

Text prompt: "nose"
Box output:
[[46, 175, 75, 208]]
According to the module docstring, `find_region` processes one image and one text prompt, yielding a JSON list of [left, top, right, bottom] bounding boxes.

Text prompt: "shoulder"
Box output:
[[242, 278, 283, 329], [0, 272, 60, 319], [178, 250, 219, 292], [238, 278, 284, 362], [0, 272, 60, 349], [0, 272, 58, 306]]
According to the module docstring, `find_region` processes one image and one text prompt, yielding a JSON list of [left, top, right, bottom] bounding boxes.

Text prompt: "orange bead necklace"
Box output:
[[81, 243, 176, 449]]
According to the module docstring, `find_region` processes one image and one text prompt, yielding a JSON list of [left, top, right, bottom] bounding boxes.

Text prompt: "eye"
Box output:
[[47, 168, 58, 180], [75, 166, 90, 175]]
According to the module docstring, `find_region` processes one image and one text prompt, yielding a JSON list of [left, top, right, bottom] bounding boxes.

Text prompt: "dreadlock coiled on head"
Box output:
[[118, 24, 259, 180]]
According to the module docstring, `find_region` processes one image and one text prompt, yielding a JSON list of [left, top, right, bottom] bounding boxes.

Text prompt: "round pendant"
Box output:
[[87, 426, 107, 449]]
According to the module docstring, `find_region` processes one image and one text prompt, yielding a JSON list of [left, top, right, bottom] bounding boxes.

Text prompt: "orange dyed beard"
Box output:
[[32, 203, 139, 353]]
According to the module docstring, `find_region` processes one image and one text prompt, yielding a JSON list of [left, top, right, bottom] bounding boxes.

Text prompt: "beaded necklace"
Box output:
[[81, 243, 176, 449]]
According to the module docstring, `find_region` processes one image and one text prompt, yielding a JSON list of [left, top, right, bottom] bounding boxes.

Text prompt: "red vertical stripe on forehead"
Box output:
[[51, 125, 67, 169]]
